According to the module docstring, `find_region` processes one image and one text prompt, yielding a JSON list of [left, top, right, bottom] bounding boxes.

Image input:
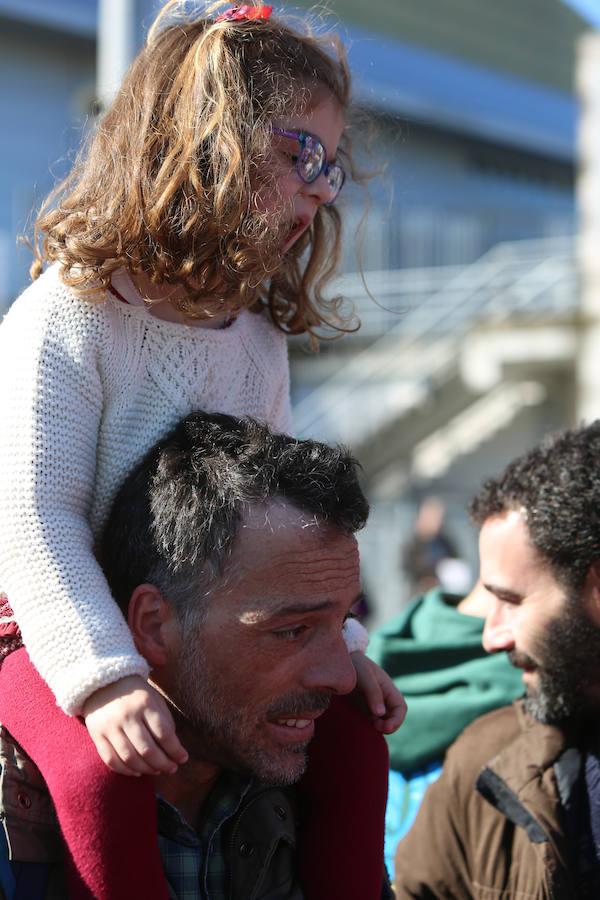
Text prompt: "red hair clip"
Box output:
[[216, 4, 273, 22]]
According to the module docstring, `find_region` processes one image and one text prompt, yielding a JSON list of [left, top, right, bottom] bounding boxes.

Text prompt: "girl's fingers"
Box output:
[[352, 654, 385, 716], [382, 682, 406, 708], [92, 733, 144, 777], [364, 675, 386, 717], [144, 708, 188, 764], [384, 710, 407, 732], [122, 721, 178, 775], [375, 697, 408, 734]]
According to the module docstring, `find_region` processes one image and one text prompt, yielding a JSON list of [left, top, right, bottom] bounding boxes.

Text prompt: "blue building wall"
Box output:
[[342, 129, 575, 272], [0, 15, 94, 306]]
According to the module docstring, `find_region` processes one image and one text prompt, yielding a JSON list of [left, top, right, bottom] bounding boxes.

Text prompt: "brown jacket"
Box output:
[[394, 701, 584, 899]]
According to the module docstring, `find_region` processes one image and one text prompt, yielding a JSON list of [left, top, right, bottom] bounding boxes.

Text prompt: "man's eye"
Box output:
[[274, 625, 307, 641], [498, 594, 521, 607]]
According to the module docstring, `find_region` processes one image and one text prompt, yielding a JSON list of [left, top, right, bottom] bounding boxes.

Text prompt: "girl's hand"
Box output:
[[350, 652, 407, 734], [82, 675, 189, 776]]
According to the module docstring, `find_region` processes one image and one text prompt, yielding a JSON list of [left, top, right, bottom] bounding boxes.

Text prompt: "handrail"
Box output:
[[293, 236, 576, 442]]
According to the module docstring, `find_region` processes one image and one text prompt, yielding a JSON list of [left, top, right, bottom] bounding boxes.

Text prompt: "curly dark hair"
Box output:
[[469, 422, 600, 593], [99, 410, 368, 616]]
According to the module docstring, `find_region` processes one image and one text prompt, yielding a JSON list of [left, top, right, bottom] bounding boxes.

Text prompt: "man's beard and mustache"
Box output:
[[513, 598, 600, 726], [170, 638, 331, 785]]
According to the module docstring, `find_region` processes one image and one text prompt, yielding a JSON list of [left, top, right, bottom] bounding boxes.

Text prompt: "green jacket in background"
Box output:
[[368, 587, 524, 774]]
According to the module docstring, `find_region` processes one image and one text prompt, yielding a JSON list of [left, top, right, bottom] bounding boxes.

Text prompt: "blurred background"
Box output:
[[1, 0, 599, 624]]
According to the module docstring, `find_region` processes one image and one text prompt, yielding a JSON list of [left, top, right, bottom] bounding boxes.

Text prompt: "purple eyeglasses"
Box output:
[[272, 127, 345, 205]]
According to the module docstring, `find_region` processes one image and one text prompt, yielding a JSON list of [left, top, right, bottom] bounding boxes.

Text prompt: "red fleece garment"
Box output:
[[0, 648, 168, 900], [297, 693, 390, 900]]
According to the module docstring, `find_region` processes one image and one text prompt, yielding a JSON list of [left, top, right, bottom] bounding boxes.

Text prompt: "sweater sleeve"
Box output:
[[342, 617, 369, 654], [0, 285, 149, 716]]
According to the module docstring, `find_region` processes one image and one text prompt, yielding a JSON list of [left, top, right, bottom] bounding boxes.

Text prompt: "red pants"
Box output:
[[0, 649, 388, 899]]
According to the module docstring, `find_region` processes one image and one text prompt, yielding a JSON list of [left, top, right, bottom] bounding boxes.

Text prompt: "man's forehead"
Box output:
[[240, 498, 323, 534], [479, 509, 558, 591], [223, 499, 360, 608], [479, 509, 531, 556], [235, 499, 358, 564]]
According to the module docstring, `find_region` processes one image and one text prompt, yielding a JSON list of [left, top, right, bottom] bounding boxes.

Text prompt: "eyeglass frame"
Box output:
[[271, 127, 346, 205]]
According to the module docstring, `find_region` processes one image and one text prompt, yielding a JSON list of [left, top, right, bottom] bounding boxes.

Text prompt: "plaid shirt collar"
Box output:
[[157, 771, 253, 900]]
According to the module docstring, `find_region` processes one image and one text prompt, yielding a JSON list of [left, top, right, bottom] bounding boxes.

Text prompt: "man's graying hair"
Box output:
[[100, 411, 368, 620], [469, 421, 600, 594]]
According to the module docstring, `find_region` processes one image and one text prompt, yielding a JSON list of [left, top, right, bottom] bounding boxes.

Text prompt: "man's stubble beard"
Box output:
[[171, 632, 331, 786], [515, 597, 600, 727]]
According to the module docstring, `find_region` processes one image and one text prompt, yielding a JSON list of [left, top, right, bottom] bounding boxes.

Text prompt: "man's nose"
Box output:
[[303, 633, 358, 696], [482, 601, 515, 654]]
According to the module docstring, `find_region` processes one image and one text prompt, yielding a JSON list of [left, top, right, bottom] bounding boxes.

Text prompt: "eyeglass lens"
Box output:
[[299, 135, 326, 183], [298, 134, 344, 202], [325, 166, 344, 198]]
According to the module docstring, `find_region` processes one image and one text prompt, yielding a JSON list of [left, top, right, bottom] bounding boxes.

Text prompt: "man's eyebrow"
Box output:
[[483, 583, 522, 602], [240, 596, 360, 624], [270, 600, 335, 617]]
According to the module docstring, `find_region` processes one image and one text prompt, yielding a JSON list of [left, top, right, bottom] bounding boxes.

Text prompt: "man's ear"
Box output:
[[127, 584, 178, 668], [585, 562, 600, 627]]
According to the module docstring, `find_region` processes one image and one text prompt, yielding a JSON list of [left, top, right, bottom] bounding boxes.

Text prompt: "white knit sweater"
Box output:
[[0, 266, 293, 715]]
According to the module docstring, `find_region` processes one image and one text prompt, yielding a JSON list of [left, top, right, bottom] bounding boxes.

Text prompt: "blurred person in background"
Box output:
[[400, 496, 461, 595], [368, 580, 522, 874]]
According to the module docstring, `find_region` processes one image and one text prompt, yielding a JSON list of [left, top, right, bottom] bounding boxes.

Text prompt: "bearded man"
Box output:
[[394, 422, 600, 899]]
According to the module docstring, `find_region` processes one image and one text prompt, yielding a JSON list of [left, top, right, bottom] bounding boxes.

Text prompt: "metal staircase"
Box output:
[[293, 236, 576, 475]]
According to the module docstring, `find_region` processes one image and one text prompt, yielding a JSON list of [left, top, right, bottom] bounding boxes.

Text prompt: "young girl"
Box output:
[[0, 2, 403, 897]]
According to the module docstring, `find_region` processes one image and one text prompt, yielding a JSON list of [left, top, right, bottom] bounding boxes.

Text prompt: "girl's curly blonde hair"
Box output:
[[30, 0, 355, 336]]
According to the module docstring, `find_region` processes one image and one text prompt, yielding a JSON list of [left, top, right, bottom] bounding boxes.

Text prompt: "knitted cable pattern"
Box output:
[[0, 266, 292, 716]]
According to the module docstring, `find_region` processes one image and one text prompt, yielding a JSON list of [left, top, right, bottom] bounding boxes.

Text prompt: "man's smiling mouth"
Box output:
[[275, 718, 312, 728]]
